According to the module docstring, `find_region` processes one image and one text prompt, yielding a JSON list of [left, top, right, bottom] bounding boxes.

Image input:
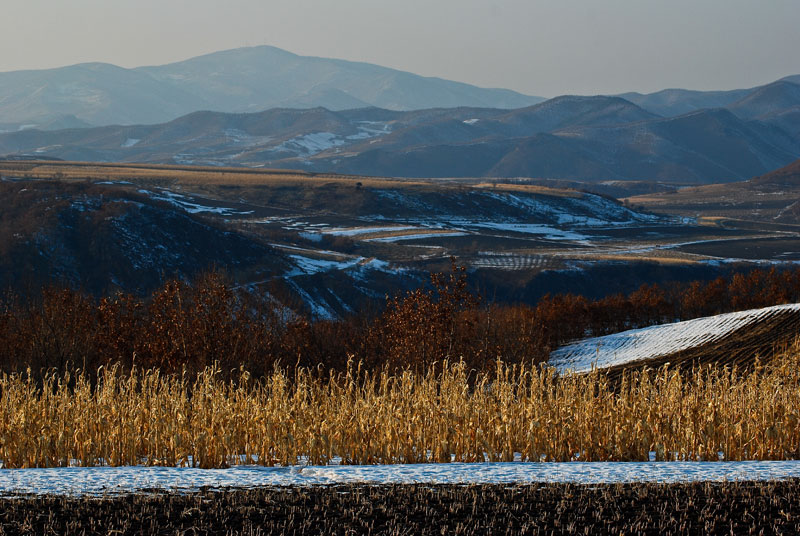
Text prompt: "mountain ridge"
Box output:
[[0, 47, 798, 184], [0, 46, 545, 129], [2, 45, 798, 132], [3, 93, 796, 184]]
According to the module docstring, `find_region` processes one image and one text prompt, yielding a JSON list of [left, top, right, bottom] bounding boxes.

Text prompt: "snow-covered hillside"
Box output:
[[549, 303, 800, 373]]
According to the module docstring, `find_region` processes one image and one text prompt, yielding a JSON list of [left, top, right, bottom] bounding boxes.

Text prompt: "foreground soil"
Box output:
[[1, 481, 799, 535]]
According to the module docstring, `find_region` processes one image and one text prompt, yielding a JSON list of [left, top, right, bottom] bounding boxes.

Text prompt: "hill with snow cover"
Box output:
[[549, 303, 800, 374], [3, 94, 799, 183]]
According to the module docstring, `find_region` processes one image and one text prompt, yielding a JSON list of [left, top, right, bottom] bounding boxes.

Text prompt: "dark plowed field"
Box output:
[[2, 481, 800, 535]]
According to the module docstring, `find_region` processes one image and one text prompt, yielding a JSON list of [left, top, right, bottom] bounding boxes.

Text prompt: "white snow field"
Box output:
[[4, 461, 800, 496], [365, 231, 469, 242], [321, 226, 420, 237], [138, 189, 254, 216], [287, 254, 363, 275], [460, 222, 590, 241], [549, 303, 800, 374]]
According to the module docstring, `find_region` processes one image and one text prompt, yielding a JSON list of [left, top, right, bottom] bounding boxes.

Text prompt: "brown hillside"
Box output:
[[751, 158, 800, 188], [628, 158, 800, 224]]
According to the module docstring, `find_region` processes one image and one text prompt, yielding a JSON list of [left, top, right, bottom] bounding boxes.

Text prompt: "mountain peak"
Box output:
[[151, 45, 302, 67]]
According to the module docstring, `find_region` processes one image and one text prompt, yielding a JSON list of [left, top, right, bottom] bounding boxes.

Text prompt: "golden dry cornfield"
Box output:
[[2, 343, 800, 469]]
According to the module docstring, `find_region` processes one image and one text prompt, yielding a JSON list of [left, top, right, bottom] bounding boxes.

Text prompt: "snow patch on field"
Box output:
[[549, 303, 800, 373], [5, 461, 800, 496], [479, 192, 661, 227], [359, 258, 393, 272], [365, 232, 469, 243], [346, 121, 391, 140], [287, 255, 363, 276], [272, 123, 390, 155], [322, 226, 420, 237], [462, 222, 590, 241], [274, 132, 345, 156], [139, 189, 253, 216], [121, 138, 140, 148], [299, 232, 323, 242]]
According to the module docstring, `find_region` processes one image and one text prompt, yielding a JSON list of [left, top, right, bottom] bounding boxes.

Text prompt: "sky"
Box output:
[[4, 0, 800, 97]]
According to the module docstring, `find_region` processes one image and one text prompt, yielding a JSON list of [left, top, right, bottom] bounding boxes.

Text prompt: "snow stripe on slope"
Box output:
[[549, 303, 800, 374]]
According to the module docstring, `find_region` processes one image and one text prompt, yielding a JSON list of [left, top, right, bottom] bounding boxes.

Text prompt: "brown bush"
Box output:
[[366, 261, 480, 371]]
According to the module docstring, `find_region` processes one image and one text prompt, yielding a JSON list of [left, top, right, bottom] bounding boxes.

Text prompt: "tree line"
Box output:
[[2, 264, 800, 380]]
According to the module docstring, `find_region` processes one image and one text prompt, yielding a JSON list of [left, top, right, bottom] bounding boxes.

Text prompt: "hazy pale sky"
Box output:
[[4, 0, 800, 97]]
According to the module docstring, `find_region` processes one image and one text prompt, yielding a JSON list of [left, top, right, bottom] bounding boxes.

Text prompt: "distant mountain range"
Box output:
[[0, 46, 544, 130], [0, 46, 798, 183], [2, 81, 799, 183]]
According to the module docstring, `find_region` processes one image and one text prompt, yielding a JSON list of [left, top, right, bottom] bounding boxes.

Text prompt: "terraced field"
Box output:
[[470, 253, 551, 271]]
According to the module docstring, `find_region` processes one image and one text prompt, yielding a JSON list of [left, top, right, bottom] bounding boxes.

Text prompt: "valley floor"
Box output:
[[4, 160, 800, 316]]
